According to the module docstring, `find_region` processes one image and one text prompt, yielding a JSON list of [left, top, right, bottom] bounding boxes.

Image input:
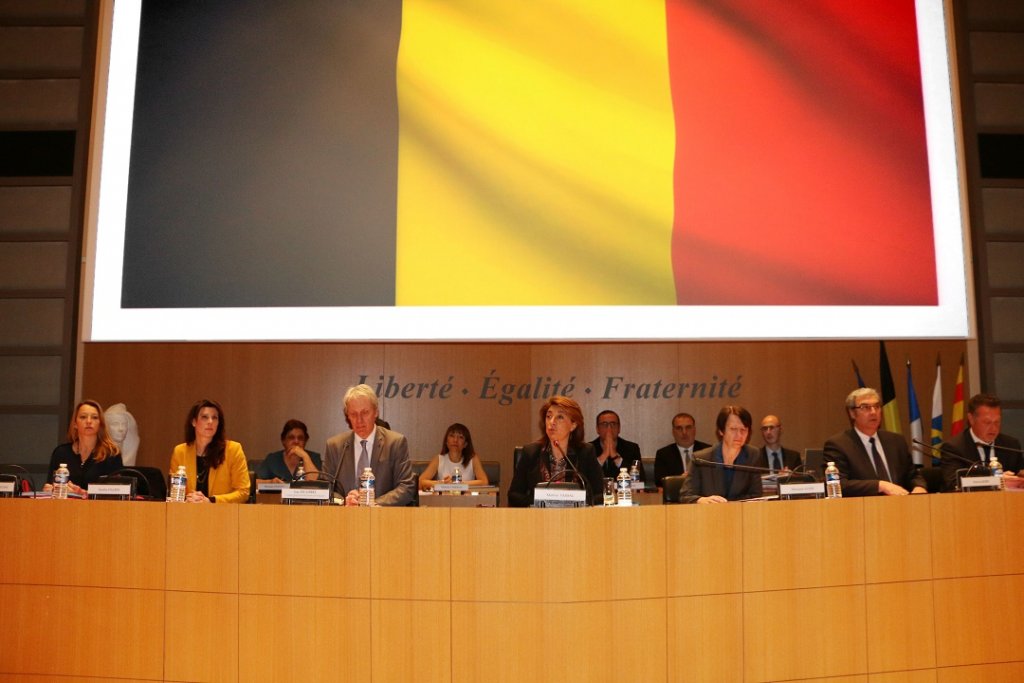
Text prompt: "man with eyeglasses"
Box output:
[[590, 409, 645, 483], [939, 393, 1023, 492], [823, 387, 926, 496], [753, 415, 801, 473]]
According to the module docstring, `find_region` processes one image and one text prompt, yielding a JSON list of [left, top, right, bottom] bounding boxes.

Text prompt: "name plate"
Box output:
[[433, 483, 469, 493], [256, 482, 288, 492], [281, 487, 331, 501], [778, 482, 825, 497], [533, 487, 586, 507], [88, 483, 133, 497], [960, 475, 1001, 490]]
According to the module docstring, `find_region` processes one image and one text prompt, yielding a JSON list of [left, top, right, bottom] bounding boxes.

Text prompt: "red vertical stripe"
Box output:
[[666, 0, 937, 305]]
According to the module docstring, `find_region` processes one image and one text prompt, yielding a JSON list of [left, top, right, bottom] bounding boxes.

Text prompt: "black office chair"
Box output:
[[919, 466, 945, 493], [105, 471, 149, 497], [662, 475, 687, 504], [482, 460, 500, 488], [513, 446, 524, 471]]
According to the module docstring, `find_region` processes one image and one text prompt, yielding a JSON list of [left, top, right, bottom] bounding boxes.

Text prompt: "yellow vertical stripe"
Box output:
[[396, 0, 676, 305]]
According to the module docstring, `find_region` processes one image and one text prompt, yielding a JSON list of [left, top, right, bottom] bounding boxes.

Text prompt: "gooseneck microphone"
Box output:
[[692, 456, 774, 475], [912, 439, 989, 478]]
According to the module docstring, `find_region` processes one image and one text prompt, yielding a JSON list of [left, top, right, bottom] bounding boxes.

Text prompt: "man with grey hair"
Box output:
[[822, 387, 926, 496], [322, 384, 415, 506]]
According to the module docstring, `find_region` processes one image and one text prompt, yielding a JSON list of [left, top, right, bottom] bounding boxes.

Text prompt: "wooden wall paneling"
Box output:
[[80, 342, 386, 472], [237, 595, 370, 682], [237, 505, 370, 598], [936, 662, 1024, 682], [932, 575, 1024, 668], [371, 507, 450, 601], [864, 581, 937, 673], [743, 585, 868, 681], [380, 342, 533, 494], [665, 504, 743, 596], [0, 500, 164, 590], [163, 591, 238, 683], [743, 497, 865, 592], [451, 600, 665, 682], [165, 504, 237, 594], [79, 340, 970, 483], [0, 584, 164, 680], [863, 495, 933, 584], [930, 492, 1024, 579], [371, 599, 450, 683], [666, 594, 744, 683]]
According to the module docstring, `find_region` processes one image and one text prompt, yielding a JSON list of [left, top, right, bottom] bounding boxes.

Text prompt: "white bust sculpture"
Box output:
[[104, 403, 140, 466]]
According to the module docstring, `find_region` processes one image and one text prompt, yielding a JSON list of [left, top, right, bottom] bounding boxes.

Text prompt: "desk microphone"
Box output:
[[692, 456, 774, 475], [541, 445, 591, 505], [912, 439, 988, 478], [991, 442, 1024, 455]]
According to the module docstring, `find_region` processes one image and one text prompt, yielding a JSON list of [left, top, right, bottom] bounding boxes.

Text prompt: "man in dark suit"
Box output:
[[322, 384, 415, 506], [654, 412, 712, 487], [589, 410, 645, 482], [940, 393, 1023, 492], [823, 387, 927, 496], [753, 414, 802, 472]]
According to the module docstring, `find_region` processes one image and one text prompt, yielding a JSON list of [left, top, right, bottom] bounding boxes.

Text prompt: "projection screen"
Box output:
[[86, 0, 969, 341]]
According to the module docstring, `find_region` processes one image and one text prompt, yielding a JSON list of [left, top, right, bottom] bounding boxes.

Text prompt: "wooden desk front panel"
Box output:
[[931, 492, 1024, 579], [0, 500, 165, 590], [450, 506, 665, 603], [237, 505, 370, 598], [237, 595, 372, 682], [743, 497, 865, 592], [166, 504, 238, 594], [451, 599, 666, 682], [3, 496, 1024, 681], [0, 584, 164, 680]]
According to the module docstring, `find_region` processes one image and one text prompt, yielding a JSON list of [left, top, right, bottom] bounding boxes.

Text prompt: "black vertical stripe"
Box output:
[[121, 0, 401, 308]]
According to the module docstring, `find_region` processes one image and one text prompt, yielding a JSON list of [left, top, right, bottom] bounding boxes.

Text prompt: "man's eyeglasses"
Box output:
[[854, 403, 882, 412], [597, 421, 619, 428]]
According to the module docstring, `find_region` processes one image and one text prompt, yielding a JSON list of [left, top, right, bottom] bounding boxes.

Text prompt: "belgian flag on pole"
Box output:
[[880, 341, 902, 434]]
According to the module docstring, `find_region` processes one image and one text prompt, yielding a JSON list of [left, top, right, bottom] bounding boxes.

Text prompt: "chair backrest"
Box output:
[[662, 475, 687, 504], [481, 460, 500, 487], [109, 466, 167, 499], [641, 458, 654, 486], [803, 448, 825, 478], [513, 446, 524, 471]]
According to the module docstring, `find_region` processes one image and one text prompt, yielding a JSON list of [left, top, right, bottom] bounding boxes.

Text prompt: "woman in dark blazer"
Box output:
[[508, 396, 604, 507], [680, 405, 763, 504]]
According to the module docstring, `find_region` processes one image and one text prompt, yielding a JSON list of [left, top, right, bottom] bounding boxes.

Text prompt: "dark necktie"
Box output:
[[869, 437, 890, 482], [771, 452, 781, 471], [982, 443, 992, 465], [358, 439, 369, 472]]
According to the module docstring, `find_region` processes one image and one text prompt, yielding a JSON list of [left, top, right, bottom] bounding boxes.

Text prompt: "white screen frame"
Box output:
[[84, 0, 971, 342]]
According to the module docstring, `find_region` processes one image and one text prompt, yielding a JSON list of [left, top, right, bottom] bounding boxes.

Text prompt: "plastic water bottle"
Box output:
[[825, 461, 842, 499], [989, 454, 1004, 490], [616, 467, 632, 506], [452, 467, 462, 484], [629, 460, 640, 486], [53, 463, 70, 500], [603, 478, 615, 506], [294, 461, 305, 481], [169, 465, 187, 502], [359, 467, 375, 506]]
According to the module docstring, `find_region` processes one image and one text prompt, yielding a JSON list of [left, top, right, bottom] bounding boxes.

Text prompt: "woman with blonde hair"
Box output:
[[46, 400, 123, 495]]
